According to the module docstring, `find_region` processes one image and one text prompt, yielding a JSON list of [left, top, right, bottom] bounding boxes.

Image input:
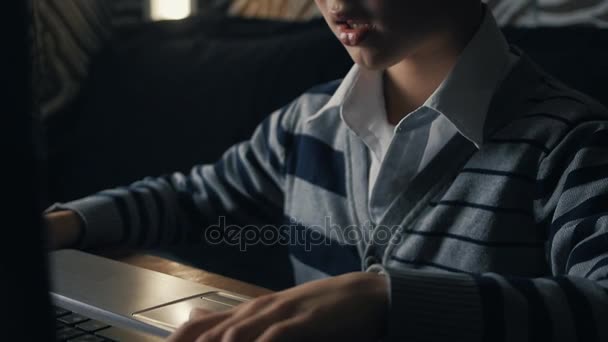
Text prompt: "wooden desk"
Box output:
[[111, 253, 273, 298]]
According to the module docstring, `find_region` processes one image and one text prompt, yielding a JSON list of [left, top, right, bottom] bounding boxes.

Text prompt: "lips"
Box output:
[[335, 19, 373, 46]]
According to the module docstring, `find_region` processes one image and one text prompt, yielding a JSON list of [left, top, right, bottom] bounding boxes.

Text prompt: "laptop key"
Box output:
[[59, 313, 90, 325], [54, 306, 71, 317], [56, 326, 86, 340], [68, 334, 107, 342], [77, 320, 110, 332]]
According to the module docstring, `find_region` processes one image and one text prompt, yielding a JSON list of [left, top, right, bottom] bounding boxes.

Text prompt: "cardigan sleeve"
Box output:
[[381, 121, 608, 342], [48, 100, 301, 250]]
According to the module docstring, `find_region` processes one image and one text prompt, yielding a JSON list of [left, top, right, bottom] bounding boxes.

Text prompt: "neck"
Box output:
[[383, 4, 483, 125]]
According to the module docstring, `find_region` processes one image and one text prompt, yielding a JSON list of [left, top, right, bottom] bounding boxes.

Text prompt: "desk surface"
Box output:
[[112, 253, 273, 298]]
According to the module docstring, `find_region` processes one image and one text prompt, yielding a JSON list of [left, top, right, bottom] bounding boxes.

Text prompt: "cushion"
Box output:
[[489, 0, 608, 27], [31, 0, 113, 121]]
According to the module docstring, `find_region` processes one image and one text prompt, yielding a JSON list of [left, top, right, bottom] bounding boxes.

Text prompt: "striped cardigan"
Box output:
[[57, 51, 608, 341]]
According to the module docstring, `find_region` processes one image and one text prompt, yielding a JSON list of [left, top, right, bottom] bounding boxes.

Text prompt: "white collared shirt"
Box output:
[[335, 9, 519, 200]]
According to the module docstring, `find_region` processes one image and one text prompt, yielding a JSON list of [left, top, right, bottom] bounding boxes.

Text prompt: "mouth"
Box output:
[[336, 19, 373, 46], [333, 14, 374, 47]]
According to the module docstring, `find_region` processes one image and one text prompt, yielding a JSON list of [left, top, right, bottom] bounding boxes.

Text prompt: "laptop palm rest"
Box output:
[[50, 250, 249, 336]]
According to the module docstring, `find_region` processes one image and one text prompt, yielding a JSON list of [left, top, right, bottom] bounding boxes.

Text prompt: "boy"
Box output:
[[47, 0, 608, 341]]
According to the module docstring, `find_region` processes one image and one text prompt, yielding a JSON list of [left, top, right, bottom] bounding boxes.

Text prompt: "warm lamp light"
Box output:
[[147, 0, 195, 21]]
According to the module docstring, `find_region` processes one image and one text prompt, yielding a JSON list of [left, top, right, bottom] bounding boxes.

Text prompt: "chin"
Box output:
[[349, 49, 389, 71], [347, 46, 400, 71]]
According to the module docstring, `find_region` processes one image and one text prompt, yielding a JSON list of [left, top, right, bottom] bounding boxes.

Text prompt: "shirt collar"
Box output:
[[308, 7, 516, 147]]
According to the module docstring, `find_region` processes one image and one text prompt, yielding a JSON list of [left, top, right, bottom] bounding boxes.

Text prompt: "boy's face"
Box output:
[[315, 0, 450, 70]]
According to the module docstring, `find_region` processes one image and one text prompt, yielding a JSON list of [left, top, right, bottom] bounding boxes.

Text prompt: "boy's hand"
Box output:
[[45, 210, 83, 250], [167, 272, 388, 342]]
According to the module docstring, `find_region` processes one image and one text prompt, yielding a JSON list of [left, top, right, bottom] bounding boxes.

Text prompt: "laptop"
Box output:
[[49, 250, 250, 341], [5, 2, 249, 340]]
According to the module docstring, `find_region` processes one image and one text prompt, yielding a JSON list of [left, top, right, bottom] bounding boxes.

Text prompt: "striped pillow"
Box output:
[[224, 0, 608, 27], [487, 0, 608, 27], [31, 0, 113, 121]]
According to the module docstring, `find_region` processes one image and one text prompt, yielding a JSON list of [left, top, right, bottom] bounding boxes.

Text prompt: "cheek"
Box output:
[[314, 0, 327, 14], [363, 0, 383, 13], [345, 43, 395, 70], [314, 0, 332, 23]]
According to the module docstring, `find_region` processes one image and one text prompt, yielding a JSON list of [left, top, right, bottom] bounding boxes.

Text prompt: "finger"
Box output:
[[255, 315, 310, 342], [216, 305, 290, 342], [167, 311, 232, 342], [192, 310, 281, 341], [193, 299, 287, 342]]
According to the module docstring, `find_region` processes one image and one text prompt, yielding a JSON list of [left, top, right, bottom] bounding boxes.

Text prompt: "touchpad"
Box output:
[[133, 292, 249, 331]]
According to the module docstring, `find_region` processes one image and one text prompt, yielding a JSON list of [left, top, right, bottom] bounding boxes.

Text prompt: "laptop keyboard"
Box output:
[[54, 306, 114, 341]]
